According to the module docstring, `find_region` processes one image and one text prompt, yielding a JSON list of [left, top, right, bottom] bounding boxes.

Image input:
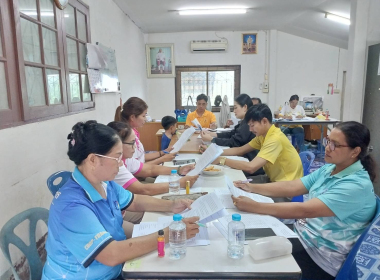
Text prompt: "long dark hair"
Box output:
[[235, 93, 254, 109], [336, 121, 377, 182], [107, 121, 133, 142], [289, 95, 299, 102], [115, 97, 148, 122], [67, 121, 120, 165]]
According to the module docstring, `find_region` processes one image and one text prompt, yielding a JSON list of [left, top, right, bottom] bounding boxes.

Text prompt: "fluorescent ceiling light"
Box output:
[[325, 12, 350, 25], [179, 8, 247, 15]]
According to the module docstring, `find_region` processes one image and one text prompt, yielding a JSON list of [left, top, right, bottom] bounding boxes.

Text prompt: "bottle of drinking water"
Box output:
[[169, 170, 180, 194], [169, 214, 187, 260], [228, 213, 245, 259]]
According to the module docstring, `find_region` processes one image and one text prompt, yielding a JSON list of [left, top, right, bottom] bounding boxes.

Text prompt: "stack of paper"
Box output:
[[191, 118, 202, 131], [187, 143, 223, 176], [226, 176, 274, 203], [171, 127, 195, 153]]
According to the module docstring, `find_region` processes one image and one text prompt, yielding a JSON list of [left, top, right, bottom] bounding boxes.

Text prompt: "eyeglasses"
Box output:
[[323, 138, 350, 151], [95, 153, 123, 163], [123, 140, 136, 147]]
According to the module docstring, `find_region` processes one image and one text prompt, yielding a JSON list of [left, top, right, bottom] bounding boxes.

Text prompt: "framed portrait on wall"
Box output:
[[146, 44, 175, 78], [242, 33, 257, 54]]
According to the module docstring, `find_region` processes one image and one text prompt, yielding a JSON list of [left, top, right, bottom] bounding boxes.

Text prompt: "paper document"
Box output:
[[191, 119, 202, 131], [171, 127, 196, 153], [187, 143, 223, 176], [226, 177, 274, 203], [216, 128, 233, 132], [225, 156, 249, 162], [218, 214, 298, 239], [230, 116, 240, 128], [214, 189, 236, 208], [132, 222, 159, 238]]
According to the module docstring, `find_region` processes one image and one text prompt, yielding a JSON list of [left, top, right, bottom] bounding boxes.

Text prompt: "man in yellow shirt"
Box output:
[[185, 94, 217, 129], [204, 104, 303, 183]]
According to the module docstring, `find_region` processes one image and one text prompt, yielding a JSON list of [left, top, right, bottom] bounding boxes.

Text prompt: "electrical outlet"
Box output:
[[333, 89, 340, 94], [262, 81, 269, 93]]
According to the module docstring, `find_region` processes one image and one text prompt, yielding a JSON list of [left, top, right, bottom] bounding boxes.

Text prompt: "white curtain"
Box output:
[[219, 95, 231, 128]]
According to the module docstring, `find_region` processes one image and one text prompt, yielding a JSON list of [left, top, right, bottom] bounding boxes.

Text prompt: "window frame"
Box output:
[[175, 65, 241, 113], [0, 0, 92, 129]]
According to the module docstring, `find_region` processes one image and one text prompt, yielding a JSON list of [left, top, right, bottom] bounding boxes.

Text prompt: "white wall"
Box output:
[[146, 30, 347, 120], [0, 0, 146, 276]]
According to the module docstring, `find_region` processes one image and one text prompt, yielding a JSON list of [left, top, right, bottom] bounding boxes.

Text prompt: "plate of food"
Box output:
[[202, 165, 223, 176]]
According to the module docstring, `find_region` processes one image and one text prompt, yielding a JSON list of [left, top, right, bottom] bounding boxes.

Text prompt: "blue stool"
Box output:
[[291, 151, 315, 203]]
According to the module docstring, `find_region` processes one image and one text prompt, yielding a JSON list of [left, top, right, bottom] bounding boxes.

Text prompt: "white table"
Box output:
[[122, 154, 302, 279]]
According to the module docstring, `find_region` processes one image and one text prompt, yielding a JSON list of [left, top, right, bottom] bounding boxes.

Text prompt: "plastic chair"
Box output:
[[336, 195, 380, 280], [291, 151, 315, 202], [46, 171, 71, 196], [0, 207, 49, 280]]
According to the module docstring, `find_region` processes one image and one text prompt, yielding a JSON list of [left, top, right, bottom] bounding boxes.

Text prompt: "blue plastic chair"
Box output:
[[0, 208, 49, 280], [46, 171, 71, 196], [291, 151, 315, 202], [336, 195, 380, 280]]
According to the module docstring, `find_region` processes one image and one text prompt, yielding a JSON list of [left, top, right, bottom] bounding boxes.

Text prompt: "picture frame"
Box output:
[[145, 44, 175, 78], [242, 33, 257, 54]]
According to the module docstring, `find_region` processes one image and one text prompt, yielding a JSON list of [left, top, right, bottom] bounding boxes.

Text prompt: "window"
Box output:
[[0, 0, 92, 129], [175, 65, 241, 112]]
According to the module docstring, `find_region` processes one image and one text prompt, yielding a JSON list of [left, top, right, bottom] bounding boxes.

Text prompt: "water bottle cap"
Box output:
[[232, 213, 241, 221], [171, 170, 177, 174], [173, 214, 182, 221], [158, 229, 164, 235]]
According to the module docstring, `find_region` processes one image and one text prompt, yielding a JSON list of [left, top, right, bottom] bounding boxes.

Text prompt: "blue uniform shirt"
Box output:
[[42, 167, 134, 280], [161, 133, 172, 150]]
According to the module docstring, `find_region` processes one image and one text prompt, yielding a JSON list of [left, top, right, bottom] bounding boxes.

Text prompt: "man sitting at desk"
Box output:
[[185, 94, 217, 129], [279, 94, 306, 152], [200, 104, 303, 185]]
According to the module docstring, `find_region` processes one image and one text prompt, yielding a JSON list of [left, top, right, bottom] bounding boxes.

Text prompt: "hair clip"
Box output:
[[71, 139, 75, 146]]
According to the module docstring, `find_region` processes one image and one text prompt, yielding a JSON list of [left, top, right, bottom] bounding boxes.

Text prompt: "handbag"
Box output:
[[185, 96, 196, 113]]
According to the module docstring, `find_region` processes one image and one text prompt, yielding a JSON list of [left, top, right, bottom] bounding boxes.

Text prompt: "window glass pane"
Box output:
[[0, 62, 9, 109], [69, 73, 80, 102], [180, 72, 207, 106], [21, 18, 41, 63], [46, 69, 61, 104], [77, 12, 87, 41], [82, 74, 91, 101], [64, 5, 76, 37], [43, 27, 58, 66], [208, 71, 235, 106], [79, 43, 86, 71], [40, 0, 55, 27], [19, 0, 37, 19], [25, 66, 45, 106], [66, 37, 78, 70]]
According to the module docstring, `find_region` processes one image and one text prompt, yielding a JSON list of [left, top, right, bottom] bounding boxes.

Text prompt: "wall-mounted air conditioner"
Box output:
[[190, 39, 228, 52]]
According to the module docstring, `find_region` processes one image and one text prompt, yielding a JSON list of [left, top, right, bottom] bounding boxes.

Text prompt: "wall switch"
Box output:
[[262, 81, 269, 93], [333, 89, 340, 94]]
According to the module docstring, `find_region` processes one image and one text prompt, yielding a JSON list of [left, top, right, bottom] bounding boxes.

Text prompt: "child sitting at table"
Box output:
[[161, 116, 177, 150]]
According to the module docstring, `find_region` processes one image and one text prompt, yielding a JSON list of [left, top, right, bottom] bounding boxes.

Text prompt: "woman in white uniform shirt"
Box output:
[[115, 97, 175, 164], [279, 94, 306, 152]]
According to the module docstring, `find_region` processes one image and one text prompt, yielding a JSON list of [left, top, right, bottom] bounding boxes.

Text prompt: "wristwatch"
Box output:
[[219, 157, 227, 166]]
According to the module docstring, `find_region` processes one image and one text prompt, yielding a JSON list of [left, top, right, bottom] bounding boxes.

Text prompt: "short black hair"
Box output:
[[67, 120, 120, 166], [251, 97, 262, 104], [244, 104, 273, 124], [161, 116, 177, 130], [197, 94, 208, 103], [289, 95, 299, 102]]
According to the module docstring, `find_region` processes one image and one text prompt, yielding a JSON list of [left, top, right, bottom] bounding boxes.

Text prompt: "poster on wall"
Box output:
[[146, 43, 175, 78], [242, 33, 257, 54]]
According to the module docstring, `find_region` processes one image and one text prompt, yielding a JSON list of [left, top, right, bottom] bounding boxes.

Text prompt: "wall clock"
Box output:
[[54, 0, 69, 10]]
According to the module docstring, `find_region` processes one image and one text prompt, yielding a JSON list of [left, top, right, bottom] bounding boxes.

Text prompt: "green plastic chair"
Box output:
[[0, 207, 49, 280]]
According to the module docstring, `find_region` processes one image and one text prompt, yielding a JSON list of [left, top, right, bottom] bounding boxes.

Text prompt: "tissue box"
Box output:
[[248, 236, 292, 261]]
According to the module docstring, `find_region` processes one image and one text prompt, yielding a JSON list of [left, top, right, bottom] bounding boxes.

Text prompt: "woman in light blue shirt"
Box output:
[[233, 121, 377, 279], [42, 121, 199, 280]]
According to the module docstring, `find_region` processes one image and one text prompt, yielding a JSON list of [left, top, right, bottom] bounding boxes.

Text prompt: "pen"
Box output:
[[195, 222, 207, 228], [239, 179, 253, 183], [186, 180, 190, 194]]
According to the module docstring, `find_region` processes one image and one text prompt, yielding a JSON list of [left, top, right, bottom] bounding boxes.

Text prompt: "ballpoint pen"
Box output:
[[195, 222, 207, 228]]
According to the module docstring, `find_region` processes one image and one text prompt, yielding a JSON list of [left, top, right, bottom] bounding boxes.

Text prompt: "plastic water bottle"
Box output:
[[169, 214, 187, 260], [228, 213, 245, 259], [169, 170, 180, 194]]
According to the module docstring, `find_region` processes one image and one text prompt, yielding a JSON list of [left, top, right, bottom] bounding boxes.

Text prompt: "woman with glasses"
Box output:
[[115, 97, 175, 164], [108, 121, 199, 196], [42, 120, 199, 280], [232, 121, 377, 280]]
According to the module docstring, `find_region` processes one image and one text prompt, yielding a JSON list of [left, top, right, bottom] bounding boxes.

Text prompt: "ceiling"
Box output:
[[113, 0, 351, 49]]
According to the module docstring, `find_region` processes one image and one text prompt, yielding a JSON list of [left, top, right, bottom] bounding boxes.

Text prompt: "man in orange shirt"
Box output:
[[185, 94, 217, 129]]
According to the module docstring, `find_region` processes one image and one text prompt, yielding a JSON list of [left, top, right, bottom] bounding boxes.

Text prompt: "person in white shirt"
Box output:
[[156, 49, 165, 74], [279, 95, 305, 152]]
